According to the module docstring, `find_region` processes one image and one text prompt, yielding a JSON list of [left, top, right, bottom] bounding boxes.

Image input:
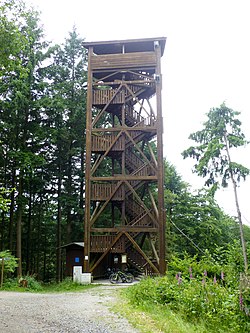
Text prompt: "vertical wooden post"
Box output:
[[84, 46, 93, 272], [155, 41, 166, 275]]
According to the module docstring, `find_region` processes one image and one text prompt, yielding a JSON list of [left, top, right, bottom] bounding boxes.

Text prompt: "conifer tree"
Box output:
[[182, 103, 249, 273]]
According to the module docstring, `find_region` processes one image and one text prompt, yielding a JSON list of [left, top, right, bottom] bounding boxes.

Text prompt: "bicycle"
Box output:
[[109, 270, 134, 284]]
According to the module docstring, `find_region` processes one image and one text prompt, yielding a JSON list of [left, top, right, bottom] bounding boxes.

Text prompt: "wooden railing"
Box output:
[[91, 183, 124, 201], [92, 129, 155, 152], [93, 81, 155, 108], [90, 235, 125, 253], [93, 88, 124, 105], [92, 133, 124, 152], [125, 107, 156, 127]]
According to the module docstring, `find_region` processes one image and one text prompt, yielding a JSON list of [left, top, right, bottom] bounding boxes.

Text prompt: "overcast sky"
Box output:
[[26, 0, 250, 225]]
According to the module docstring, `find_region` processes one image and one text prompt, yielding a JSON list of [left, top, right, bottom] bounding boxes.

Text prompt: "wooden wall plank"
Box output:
[[91, 52, 156, 70]]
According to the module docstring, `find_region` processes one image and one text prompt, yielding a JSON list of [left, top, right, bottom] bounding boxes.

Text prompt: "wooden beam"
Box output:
[[155, 42, 166, 275], [92, 127, 157, 132], [91, 175, 157, 181], [146, 97, 156, 119], [91, 227, 158, 233], [92, 69, 153, 83], [93, 79, 154, 86], [149, 234, 160, 265], [148, 188, 159, 219], [93, 66, 155, 75], [84, 46, 93, 272], [147, 142, 158, 168], [91, 154, 102, 175]]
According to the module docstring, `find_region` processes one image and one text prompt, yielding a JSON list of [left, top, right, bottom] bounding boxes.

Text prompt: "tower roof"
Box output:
[[83, 37, 166, 56]]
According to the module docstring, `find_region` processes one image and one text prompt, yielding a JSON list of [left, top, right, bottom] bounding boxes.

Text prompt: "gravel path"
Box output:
[[0, 285, 140, 333]]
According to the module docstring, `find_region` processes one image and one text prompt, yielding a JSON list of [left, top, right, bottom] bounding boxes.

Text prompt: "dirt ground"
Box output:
[[0, 284, 140, 333]]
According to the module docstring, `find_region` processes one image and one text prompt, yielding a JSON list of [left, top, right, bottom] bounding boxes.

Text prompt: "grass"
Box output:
[[1, 276, 98, 293], [42, 279, 97, 293], [112, 276, 250, 333], [113, 291, 210, 333]]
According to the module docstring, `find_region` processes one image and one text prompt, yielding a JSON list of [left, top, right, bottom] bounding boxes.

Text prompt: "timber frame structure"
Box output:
[[83, 37, 166, 276]]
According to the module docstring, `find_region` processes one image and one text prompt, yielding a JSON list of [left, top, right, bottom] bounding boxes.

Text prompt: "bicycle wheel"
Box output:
[[125, 273, 134, 283], [109, 273, 120, 284]]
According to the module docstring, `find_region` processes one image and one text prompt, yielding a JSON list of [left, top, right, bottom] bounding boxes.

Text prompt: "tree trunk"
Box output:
[[66, 146, 72, 244], [36, 194, 43, 278], [43, 222, 47, 282], [16, 170, 23, 277], [232, 179, 248, 273], [0, 212, 5, 251], [9, 167, 16, 251], [224, 134, 248, 273], [26, 179, 32, 274], [56, 166, 62, 282]]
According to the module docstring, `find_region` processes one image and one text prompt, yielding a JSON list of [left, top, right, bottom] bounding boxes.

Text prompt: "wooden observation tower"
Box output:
[[83, 37, 166, 276]]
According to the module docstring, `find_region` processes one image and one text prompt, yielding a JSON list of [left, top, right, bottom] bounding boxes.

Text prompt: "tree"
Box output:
[[0, 0, 27, 71], [0, 0, 54, 276], [0, 0, 89, 281], [0, 250, 18, 277], [42, 28, 87, 281], [182, 103, 249, 273], [168, 188, 239, 256]]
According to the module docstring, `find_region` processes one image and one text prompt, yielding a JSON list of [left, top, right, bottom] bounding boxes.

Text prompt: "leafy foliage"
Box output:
[[0, 0, 28, 72], [182, 103, 249, 273], [0, 250, 18, 274], [124, 255, 250, 333], [0, 2, 88, 280], [0, 187, 11, 211], [182, 103, 249, 187], [164, 159, 241, 259]]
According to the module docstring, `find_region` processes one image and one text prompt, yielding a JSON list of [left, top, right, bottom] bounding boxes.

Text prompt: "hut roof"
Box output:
[[61, 242, 84, 249]]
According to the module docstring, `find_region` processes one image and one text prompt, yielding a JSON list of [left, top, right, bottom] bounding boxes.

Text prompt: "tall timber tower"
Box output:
[[83, 37, 166, 276]]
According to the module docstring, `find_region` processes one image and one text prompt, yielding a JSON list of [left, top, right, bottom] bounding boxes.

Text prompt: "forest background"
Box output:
[[0, 0, 250, 283]]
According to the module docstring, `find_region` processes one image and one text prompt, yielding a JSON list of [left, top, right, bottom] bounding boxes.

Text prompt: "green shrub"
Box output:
[[124, 275, 250, 332], [0, 250, 18, 275], [1, 278, 19, 290], [21, 275, 43, 291], [1, 275, 43, 292]]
